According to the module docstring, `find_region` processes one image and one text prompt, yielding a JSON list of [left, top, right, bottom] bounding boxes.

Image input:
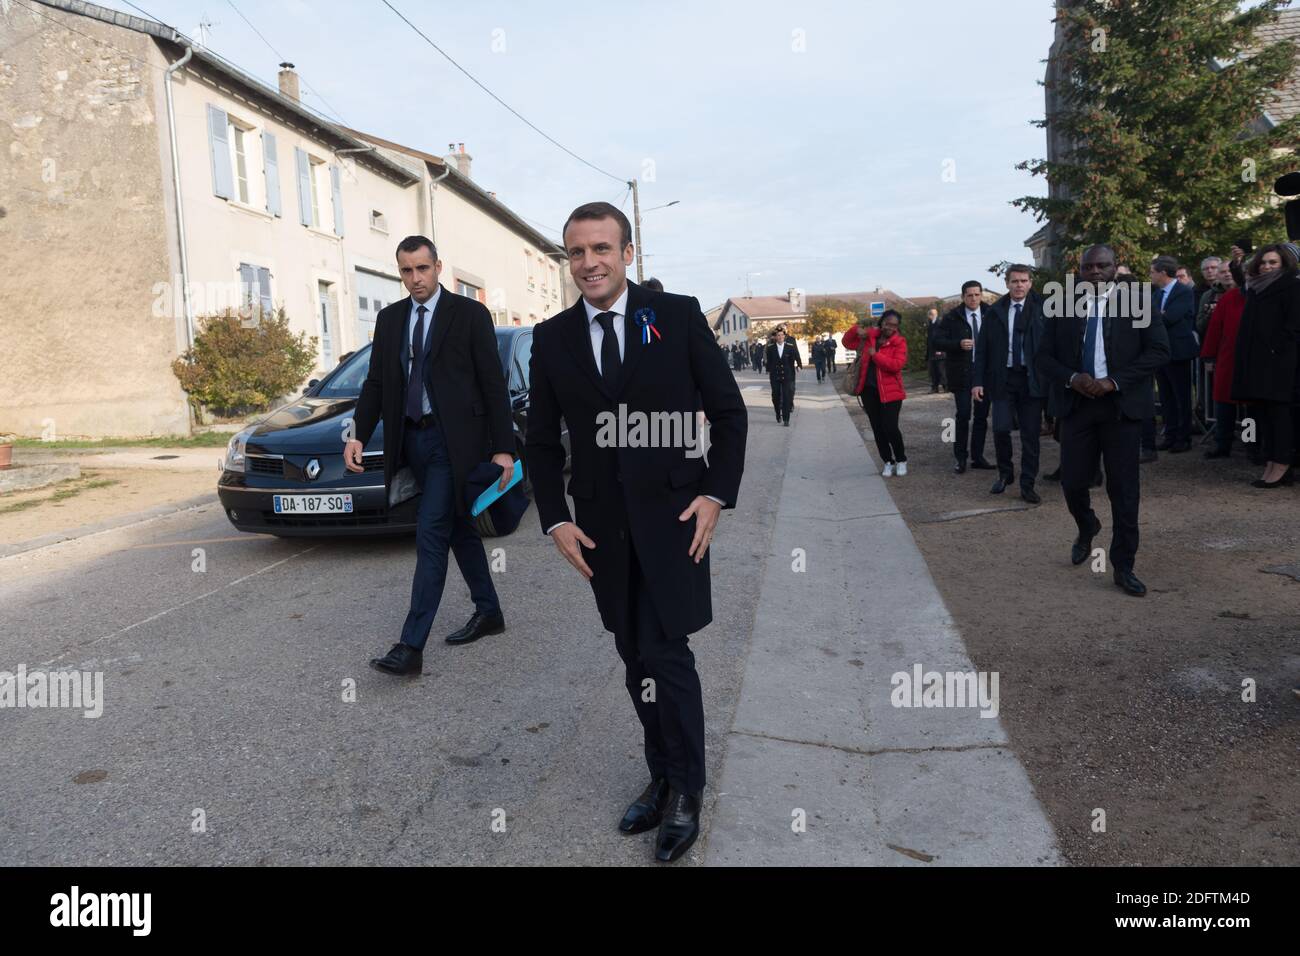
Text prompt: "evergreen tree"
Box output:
[[1015, 0, 1299, 271]]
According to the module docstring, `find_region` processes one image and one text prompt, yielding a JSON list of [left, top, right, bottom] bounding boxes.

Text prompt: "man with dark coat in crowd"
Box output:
[[934, 282, 995, 472], [766, 326, 802, 425]]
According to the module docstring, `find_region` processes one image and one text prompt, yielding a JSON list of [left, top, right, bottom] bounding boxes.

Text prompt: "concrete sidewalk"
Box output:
[[704, 383, 1062, 866]]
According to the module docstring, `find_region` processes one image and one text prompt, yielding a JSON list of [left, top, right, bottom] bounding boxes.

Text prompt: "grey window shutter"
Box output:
[[295, 147, 312, 226], [256, 267, 272, 314], [206, 104, 233, 199], [330, 165, 344, 237], [262, 131, 281, 217], [238, 262, 256, 313]]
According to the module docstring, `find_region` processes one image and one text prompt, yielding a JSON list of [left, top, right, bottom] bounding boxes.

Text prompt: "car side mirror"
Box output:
[[304, 379, 319, 394]]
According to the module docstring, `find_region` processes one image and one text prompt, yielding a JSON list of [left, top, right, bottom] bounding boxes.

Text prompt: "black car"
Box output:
[[217, 326, 559, 537]]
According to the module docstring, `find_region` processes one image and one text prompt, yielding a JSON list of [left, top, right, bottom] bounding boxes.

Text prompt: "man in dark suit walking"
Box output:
[[348, 236, 516, 676], [1149, 255, 1198, 453], [972, 265, 1047, 503], [525, 202, 747, 863], [934, 282, 995, 472], [1036, 244, 1170, 597], [766, 326, 802, 425]]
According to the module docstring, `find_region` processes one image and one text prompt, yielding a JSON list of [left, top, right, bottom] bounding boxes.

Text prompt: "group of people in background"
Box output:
[[718, 238, 1299, 598]]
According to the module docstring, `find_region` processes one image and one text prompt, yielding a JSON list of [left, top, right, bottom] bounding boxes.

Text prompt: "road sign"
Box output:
[[870, 301, 885, 318]]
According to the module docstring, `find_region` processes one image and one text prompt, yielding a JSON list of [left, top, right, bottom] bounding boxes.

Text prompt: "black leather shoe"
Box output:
[[654, 790, 701, 863], [1021, 486, 1041, 505], [990, 477, 1008, 494], [619, 778, 671, 834], [369, 642, 422, 676], [1043, 467, 1061, 482], [953, 460, 967, 474], [782, 418, 790, 427], [1071, 514, 1102, 566], [1139, 448, 1158, 464], [970, 458, 995, 470], [445, 610, 505, 646], [1113, 568, 1147, 597]]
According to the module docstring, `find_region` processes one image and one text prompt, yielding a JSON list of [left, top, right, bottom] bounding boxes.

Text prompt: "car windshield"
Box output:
[[316, 345, 373, 397]]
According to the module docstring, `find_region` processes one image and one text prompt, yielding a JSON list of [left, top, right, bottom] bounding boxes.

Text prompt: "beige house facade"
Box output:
[[0, 0, 570, 439]]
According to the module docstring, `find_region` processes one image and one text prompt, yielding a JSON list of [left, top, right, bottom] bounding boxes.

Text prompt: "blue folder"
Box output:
[[470, 458, 523, 517]]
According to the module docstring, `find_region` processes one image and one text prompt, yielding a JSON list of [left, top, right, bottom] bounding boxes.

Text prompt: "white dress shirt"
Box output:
[[584, 285, 627, 374], [1006, 297, 1027, 368], [1069, 294, 1112, 385], [406, 286, 441, 417]]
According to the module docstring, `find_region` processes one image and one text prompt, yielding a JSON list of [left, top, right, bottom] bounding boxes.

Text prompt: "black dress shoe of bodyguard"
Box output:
[[1113, 568, 1147, 597], [445, 610, 505, 646], [953, 460, 967, 474], [655, 790, 701, 863], [370, 642, 422, 676], [1071, 514, 1102, 566], [990, 477, 1008, 494], [619, 778, 671, 834], [1021, 486, 1041, 505]]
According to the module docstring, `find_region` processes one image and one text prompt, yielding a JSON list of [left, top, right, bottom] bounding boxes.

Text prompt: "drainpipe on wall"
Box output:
[[164, 43, 195, 432], [164, 44, 194, 349], [427, 162, 451, 250]]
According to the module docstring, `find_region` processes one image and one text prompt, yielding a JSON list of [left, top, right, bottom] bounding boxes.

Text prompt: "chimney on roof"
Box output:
[[444, 142, 472, 180], [278, 62, 299, 101], [788, 287, 805, 313]]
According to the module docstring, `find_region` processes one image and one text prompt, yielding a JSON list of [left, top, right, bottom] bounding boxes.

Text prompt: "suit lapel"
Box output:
[[424, 284, 454, 367], [616, 281, 649, 397], [395, 296, 413, 383]]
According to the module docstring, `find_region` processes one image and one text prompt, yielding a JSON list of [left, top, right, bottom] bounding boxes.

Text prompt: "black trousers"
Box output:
[[929, 356, 947, 390], [1155, 359, 1193, 445], [770, 378, 795, 421], [860, 387, 906, 463], [952, 387, 989, 463], [992, 369, 1042, 488], [1060, 393, 1141, 573], [814, 360, 826, 382], [1255, 400, 1296, 465], [614, 545, 706, 797]]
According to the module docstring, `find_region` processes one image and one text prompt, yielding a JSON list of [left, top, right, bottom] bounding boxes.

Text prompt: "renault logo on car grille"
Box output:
[[305, 458, 321, 480]]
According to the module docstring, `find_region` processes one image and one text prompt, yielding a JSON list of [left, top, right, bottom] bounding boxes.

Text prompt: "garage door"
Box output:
[[355, 270, 403, 344]]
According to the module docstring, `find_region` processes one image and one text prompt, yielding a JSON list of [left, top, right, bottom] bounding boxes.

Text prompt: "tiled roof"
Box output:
[[1256, 8, 1300, 125], [809, 290, 942, 310]]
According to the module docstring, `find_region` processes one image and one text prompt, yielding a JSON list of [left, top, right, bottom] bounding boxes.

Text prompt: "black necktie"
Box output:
[[595, 311, 621, 392], [405, 305, 428, 421], [1011, 302, 1024, 368]]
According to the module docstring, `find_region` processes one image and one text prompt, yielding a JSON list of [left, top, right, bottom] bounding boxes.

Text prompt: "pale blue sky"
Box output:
[[101, 0, 1055, 307]]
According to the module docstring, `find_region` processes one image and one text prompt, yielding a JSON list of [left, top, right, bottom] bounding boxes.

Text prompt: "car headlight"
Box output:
[[223, 427, 255, 474]]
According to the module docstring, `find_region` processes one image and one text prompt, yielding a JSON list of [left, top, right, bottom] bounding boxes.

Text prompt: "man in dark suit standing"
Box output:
[[525, 202, 747, 863], [1149, 255, 1198, 453], [925, 307, 947, 392], [348, 236, 516, 676], [934, 282, 995, 472], [766, 326, 802, 425], [1036, 244, 1170, 597], [973, 264, 1046, 503]]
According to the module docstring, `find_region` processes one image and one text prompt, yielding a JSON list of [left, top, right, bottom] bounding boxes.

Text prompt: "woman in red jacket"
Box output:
[[1200, 258, 1246, 459], [843, 310, 909, 475]]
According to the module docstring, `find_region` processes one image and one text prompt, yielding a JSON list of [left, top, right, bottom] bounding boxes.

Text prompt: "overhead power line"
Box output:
[[379, 0, 626, 184]]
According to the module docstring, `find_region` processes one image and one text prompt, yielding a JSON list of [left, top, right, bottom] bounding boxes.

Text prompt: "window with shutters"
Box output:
[[237, 262, 273, 316], [231, 125, 250, 204]]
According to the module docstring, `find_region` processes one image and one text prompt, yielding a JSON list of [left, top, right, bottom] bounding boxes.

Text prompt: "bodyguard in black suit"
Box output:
[[973, 266, 1047, 503], [934, 282, 994, 472], [348, 236, 516, 675], [526, 202, 747, 863], [766, 327, 802, 425], [1036, 244, 1170, 596], [1149, 256, 1198, 452]]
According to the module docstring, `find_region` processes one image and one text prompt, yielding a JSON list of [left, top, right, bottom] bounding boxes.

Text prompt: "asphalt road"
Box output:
[[0, 384, 786, 866]]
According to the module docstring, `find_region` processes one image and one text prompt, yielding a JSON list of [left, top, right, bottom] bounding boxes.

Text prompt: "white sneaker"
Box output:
[[896, 462, 908, 476], [881, 462, 895, 477]]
